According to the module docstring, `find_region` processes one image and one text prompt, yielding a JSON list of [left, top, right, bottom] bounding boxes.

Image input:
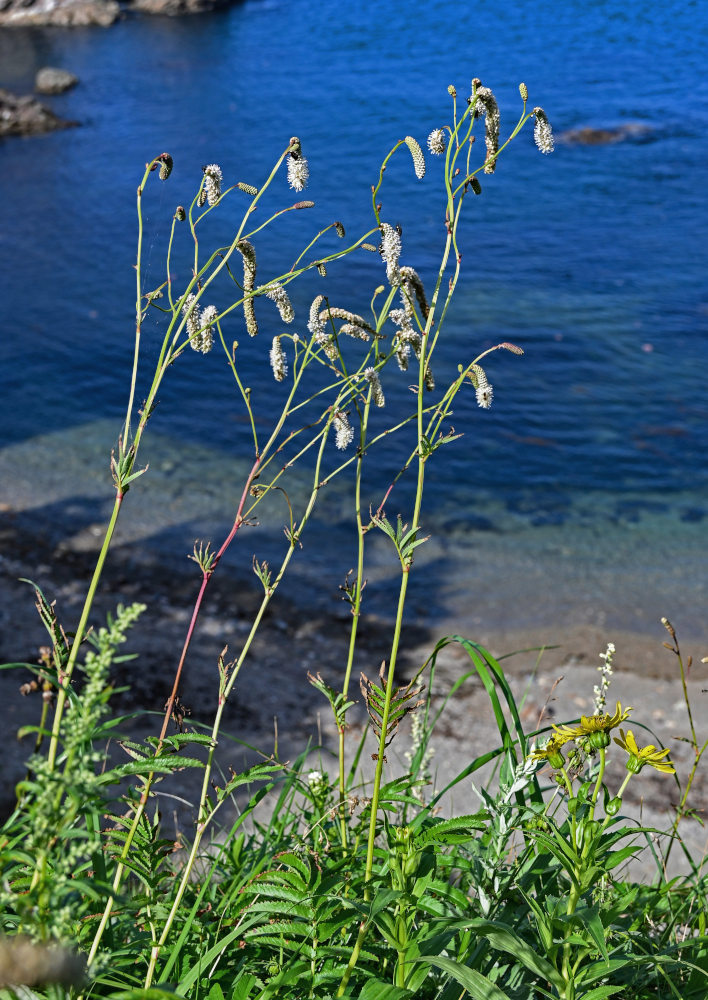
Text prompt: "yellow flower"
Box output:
[[553, 702, 631, 750], [614, 729, 675, 775], [529, 733, 570, 768]]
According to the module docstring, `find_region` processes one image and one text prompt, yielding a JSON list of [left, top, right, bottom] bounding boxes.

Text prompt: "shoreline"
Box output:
[[2, 498, 706, 878]]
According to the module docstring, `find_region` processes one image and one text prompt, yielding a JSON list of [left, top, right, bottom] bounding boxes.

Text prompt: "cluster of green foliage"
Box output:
[[1, 79, 707, 1000]]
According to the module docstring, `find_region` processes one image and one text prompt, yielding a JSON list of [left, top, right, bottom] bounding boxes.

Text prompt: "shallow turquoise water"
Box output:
[[1, 0, 707, 641]]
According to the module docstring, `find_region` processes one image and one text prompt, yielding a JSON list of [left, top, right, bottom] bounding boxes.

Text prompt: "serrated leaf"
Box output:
[[98, 755, 204, 782], [414, 813, 486, 847]]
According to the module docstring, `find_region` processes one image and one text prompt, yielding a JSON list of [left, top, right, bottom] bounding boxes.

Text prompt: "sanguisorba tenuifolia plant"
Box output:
[[1, 77, 707, 1000]]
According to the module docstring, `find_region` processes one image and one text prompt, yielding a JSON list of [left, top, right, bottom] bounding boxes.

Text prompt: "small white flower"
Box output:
[[269, 336, 288, 382], [333, 410, 355, 450], [203, 163, 223, 206], [307, 769, 325, 790], [427, 128, 446, 155], [288, 155, 309, 192]]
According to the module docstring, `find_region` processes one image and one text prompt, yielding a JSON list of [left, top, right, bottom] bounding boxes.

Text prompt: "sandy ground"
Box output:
[[1, 498, 707, 883]]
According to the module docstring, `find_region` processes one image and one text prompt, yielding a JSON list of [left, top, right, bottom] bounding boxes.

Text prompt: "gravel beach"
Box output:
[[1, 492, 706, 881]]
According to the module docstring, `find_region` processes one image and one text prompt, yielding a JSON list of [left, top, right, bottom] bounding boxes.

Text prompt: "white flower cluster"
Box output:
[[389, 307, 422, 372], [473, 85, 500, 174], [471, 363, 493, 408], [183, 294, 216, 354], [286, 136, 309, 191], [380, 222, 402, 285], [403, 135, 426, 179], [333, 410, 355, 450], [203, 163, 223, 206], [364, 366, 385, 408], [593, 641, 615, 715], [266, 282, 295, 323], [427, 128, 447, 155], [533, 107, 554, 154], [307, 769, 326, 794], [269, 336, 288, 382]]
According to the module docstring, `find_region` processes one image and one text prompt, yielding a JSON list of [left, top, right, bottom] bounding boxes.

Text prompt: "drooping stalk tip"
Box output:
[[533, 107, 555, 154], [265, 282, 295, 323], [287, 136, 310, 192], [333, 410, 355, 450]]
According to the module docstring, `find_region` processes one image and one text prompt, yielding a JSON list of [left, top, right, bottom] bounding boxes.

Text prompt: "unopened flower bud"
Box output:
[[156, 152, 173, 180], [519, 82, 528, 102], [175, 206, 186, 221]]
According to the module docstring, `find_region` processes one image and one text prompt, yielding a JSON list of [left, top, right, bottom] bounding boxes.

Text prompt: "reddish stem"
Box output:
[[157, 456, 261, 745]]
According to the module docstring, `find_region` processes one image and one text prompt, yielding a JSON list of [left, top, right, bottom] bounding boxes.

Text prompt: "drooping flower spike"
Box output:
[[287, 136, 309, 192]]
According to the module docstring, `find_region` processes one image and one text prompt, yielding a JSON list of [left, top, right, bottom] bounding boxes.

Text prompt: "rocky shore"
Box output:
[[0, 0, 240, 26], [1, 495, 706, 878]]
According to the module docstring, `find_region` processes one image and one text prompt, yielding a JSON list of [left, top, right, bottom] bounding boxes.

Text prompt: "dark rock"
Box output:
[[35, 67, 79, 95], [0, 0, 119, 27], [0, 88, 78, 138], [558, 123, 653, 146]]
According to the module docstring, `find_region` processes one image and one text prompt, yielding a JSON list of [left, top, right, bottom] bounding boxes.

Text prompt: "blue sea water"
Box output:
[[1, 0, 707, 643]]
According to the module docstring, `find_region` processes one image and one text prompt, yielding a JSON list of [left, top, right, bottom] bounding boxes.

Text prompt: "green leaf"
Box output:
[[98, 755, 205, 782], [111, 990, 186, 1000], [410, 955, 511, 999], [357, 981, 413, 1000], [414, 813, 487, 847], [465, 919, 565, 991], [573, 904, 609, 963], [577, 987, 626, 1000], [230, 974, 257, 1000]]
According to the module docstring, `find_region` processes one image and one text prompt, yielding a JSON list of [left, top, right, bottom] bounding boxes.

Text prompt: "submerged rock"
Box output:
[[559, 123, 654, 146], [0, 0, 119, 27], [35, 67, 79, 95], [0, 88, 78, 137]]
